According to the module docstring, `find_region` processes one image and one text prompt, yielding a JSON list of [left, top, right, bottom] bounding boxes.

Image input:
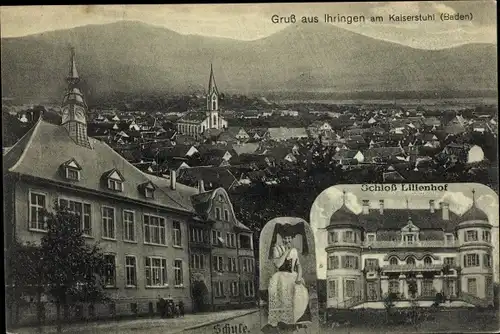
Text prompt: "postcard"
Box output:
[[2, 2, 497, 334]]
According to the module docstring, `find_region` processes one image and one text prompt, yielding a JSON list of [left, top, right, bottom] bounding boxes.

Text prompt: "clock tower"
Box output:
[[61, 48, 91, 148]]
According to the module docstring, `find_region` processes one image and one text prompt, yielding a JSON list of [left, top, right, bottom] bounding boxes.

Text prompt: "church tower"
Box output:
[[61, 48, 92, 148], [206, 64, 220, 129]]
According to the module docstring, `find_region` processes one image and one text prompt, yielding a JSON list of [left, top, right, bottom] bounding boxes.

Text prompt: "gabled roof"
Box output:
[[4, 119, 195, 213], [177, 166, 239, 190], [364, 147, 405, 160]]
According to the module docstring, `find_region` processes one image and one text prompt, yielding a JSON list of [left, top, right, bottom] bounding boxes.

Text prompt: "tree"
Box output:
[[5, 240, 45, 328], [40, 203, 110, 332]]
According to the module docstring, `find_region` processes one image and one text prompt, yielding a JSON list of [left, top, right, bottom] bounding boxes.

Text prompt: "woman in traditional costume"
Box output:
[[265, 222, 312, 330]]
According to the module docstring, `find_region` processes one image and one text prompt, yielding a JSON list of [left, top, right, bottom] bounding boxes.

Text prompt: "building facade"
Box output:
[[176, 64, 228, 138], [325, 193, 494, 309], [190, 181, 256, 311], [4, 50, 253, 323]]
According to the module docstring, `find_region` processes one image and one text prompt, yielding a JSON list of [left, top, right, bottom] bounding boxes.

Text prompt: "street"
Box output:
[[12, 309, 258, 334]]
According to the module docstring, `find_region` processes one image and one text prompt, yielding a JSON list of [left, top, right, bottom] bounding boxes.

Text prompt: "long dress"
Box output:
[[267, 247, 312, 328]]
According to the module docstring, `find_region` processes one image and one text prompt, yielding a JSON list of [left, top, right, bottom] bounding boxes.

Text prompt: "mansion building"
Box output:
[[325, 192, 494, 309], [3, 50, 254, 323], [176, 64, 228, 138]]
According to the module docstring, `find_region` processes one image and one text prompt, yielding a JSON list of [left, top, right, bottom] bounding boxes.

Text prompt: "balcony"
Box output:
[[363, 240, 457, 248], [381, 264, 452, 273]]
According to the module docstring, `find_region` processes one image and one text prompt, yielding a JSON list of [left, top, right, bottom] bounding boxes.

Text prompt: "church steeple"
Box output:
[[207, 63, 219, 112], [61, 47, 91, 149]]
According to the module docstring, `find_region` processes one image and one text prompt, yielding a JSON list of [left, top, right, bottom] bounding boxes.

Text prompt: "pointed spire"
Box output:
[[67, 47, 80, 86], [207, 63, 218, 95], [342, 189, 347, 206], [472, 189, 476, 206]]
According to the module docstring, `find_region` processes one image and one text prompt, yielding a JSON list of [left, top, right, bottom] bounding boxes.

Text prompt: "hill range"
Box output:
[[1, 21, 497, 101]]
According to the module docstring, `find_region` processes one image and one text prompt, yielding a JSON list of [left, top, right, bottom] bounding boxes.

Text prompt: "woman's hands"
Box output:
[[295, 277, 305, 285]]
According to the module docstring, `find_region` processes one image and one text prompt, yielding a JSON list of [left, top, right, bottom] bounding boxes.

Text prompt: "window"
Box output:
[[344, 231, 355, 243], [328, 280, 337, 298], [191, 254, 205, 269], [345, 279, 356, 298], [123, 210, 135, 242], [213, 256, 224, 271], [389, 280, 399, 293], [59, 198, 91, 235], [102, 207, 116, 239], [144, 214, 166, 245], [29, 192, 47, 231], [446, 234, 454, 244], [343, 256, 359, 269], [243, 281, 255, 297], [239, 234, 252, 249], [173, 221, 182, 247], [404, 234, 415, 244], [125, 256, 137, 287], [328, 231, 338, 243], [406, 257, 416, 266], [465, 230, 478, 242], [365, 259, 378, 270], [190, 228, 205, 243], [108, 179, 123, 191], [484, 254, 492, 268], [215, 208, 221, 220], [464, 254, 480, 267], [467, 278, 477, 296], [242, 258, 254, 272], [103, 254, 116, 287], [389, 257, 398, 266], [226, 233, 236, 247], [144, 187, 154, 199], [145, 257, 168, 287], [482, 231, 491, 242], [212, 230, 223, 245], [228, 257, 237, 272], [224, 210, 229, 221], [422, 280, 433, 297], [423, 256, 432, 265], [486, 277, 493, 297], [444, 257, 456, 266], [230, 282, 239, 296], [327, 256, 339, 270], [366, 234, 376, 243], [214, 281, 224, 297], [174, 260, 183, 286], [66, 168, 80, 180]]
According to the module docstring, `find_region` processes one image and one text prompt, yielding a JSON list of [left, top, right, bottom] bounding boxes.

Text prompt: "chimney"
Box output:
[[379, 200, 384, 215], [362, 200, 370, 215], [198, 179, 205, 193], [170, 170, 176, 190], [429, 200, 435, 213], [441, 202, 449, 220]]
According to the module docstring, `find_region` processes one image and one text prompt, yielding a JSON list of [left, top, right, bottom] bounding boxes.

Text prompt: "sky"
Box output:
[[310, 183, 500, 281], [0, 2, 497, 49]]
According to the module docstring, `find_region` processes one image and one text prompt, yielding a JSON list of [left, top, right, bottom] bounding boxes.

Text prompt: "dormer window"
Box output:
[[61, 158, 82, 181], [103, 169, 125, 192], [401, 218, 420, 245], [138, 181, 156, 199]]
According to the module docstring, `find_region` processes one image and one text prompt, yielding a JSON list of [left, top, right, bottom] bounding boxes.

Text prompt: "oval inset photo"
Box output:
[[310, 183, 498, 325], [259, 217, 319, 333]]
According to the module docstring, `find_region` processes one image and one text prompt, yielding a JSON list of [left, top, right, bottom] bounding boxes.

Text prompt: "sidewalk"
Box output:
[[11, 309, 258, 334]]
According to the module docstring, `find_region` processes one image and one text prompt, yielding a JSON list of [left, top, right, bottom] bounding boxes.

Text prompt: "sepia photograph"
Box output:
[[1, 2, 498, 334], [311, 183, 498, 332]]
